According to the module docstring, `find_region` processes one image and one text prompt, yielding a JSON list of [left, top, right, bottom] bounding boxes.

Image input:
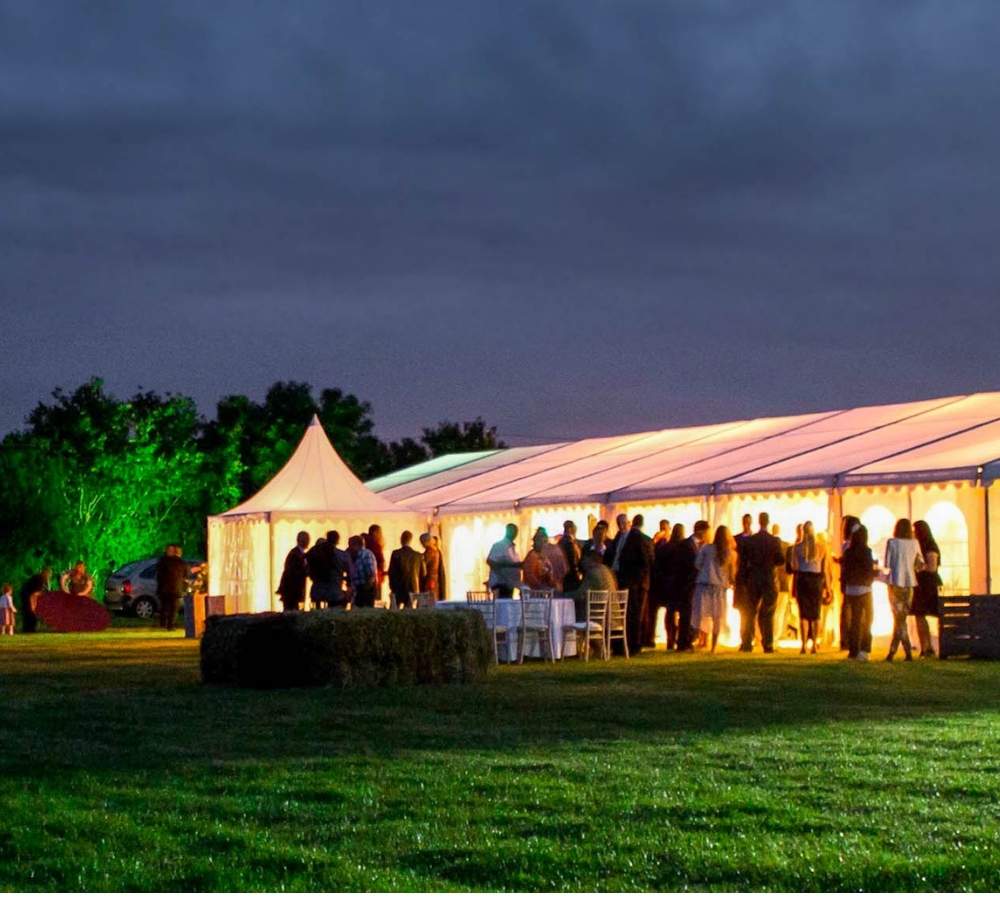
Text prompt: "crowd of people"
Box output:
[[482, 510, 943, 661], [275, 524, 447, 612], [7, 513, 941, 658]]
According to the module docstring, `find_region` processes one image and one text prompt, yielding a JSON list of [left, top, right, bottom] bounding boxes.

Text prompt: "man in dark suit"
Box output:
[[616, 514, 655, 654], [733, 513, 753, 623], [674, 520, 710, 651], [558, 521, 582, 594], [277, 531, 310, 612], [388, 530, 425, 609], [604, 513, 631, 571], [742, 512, 786, 652]]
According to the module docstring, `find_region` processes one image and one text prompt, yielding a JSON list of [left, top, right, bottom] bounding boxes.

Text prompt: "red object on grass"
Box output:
[[36, 591, 112, 632]]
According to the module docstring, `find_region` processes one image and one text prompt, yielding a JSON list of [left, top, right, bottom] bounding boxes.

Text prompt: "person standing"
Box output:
[[432, 535, 447, 600], [733, 514, 754, 632], [486, 524, 523, 599], [60, 561, 94, 597], [538, 528, 568, 592], [742, 512, 786, 653], [582, 520, 609, 558], [692, 526, 737, 653], [842, 525, 877, 660], [675, 520, 710, 652], [771, 524, 792, 642], [349, 535, 379, 607], [912, 520, 941, 658], [388, 531, 425, 609], [651, 523, 685, 649], [156, 544, 189, 630], [276, 531, 310, 612], [523, 530, 558, 590], [0, 583, 16, 636], [653, 519, 671, 546], [19, 567, 51, 634], [605, 513, 631, 572], [790, 521, 831, 654], [884, 519, 924, 662], [836, 515, 861, 650], [367, 524, 387, 602], [558, 521, 583, 594], [306, 536, 333, 610], [326, 531, 353, 609], [419, 533, 442, 600], [617, 514, 655, 653]]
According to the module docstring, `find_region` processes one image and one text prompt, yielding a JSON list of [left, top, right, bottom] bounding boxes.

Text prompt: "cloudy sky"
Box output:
[[2, 0, 999, 443]]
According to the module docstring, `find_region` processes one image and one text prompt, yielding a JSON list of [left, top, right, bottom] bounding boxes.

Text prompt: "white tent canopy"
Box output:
[[223, 414, 402, 517], [369, 393, 1000, 510], [209, 416, 426, 612]]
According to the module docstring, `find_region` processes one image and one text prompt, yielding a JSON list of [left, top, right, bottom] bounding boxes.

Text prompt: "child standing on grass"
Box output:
[[0, 583, 16, 636]]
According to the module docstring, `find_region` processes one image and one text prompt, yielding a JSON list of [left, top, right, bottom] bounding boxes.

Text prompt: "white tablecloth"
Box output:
[[437, 597, 578, 660]]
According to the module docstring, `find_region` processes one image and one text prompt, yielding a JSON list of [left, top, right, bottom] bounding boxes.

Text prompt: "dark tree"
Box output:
[[420, 418, 506, 457]]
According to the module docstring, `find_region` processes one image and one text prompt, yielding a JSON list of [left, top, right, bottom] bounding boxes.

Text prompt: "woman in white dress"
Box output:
[[693, 525, 737, 652]]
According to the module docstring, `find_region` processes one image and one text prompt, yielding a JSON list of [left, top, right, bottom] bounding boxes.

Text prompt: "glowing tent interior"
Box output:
[[367, 392, 1000, 644], [208, 415, 427, 612]]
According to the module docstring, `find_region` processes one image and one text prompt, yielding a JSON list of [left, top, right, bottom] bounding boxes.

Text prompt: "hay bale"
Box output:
[[201, 607, 492, 689]]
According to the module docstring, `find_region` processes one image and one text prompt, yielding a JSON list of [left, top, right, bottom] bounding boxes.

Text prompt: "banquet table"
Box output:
[[437, 597, 578, 661]]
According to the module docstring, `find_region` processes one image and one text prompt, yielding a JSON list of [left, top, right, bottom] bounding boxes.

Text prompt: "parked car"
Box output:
[[104, 557, 205, 618]]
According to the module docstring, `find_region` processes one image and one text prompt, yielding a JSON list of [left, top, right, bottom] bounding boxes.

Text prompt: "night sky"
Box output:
[[3, 1, 1000, 444]]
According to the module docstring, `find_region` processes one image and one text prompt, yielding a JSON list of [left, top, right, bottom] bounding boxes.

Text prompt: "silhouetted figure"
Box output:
[[912, 519, 941, 658], [19, 567, 51, 634], [156, 543, 189, 629], [651, 523, 686, 650], [277, 531, 310, 612], [349, 535, 379, 607], [842, 525, 877, 661], [617, 514, 655, 654], [558, 521, 583, 594], [419, 533, 442, 600], [388, 530, 425, 609], [675, 521, 710, 652], [742, 512, 786, 653]]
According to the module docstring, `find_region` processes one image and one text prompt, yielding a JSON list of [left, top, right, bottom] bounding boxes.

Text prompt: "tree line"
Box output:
[[0, 378, 503, 593]]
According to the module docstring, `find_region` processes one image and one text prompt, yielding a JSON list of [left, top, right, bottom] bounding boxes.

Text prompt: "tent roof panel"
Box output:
[[365, 451, 499, 494], [844, 415, 1000, 483], [388, 443, 566, 507], [370, 392, 1000, 510], [726, 394, 997, 491], [441, 422, 738, 510], [603, 412, 839, 500]]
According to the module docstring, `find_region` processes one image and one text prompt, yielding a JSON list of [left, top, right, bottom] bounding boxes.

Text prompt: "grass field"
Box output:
[[1, 629, 998, 891]]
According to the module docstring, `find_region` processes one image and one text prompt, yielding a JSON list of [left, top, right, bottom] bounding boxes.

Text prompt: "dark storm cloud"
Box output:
[[2, 0, 1000, 442]]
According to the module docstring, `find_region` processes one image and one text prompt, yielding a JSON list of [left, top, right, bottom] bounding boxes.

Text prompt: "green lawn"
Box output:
[[1, 630, 998, 891]]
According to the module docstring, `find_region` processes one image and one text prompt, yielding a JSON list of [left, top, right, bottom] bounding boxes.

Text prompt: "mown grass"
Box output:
[[1, 630, 998, 891]]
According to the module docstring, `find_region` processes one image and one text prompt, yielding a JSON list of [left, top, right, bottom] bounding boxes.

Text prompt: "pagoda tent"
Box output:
[[208, 415, 428, 613]]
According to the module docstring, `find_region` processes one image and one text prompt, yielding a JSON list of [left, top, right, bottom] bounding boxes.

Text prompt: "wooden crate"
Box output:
[[939, 594, 1000, 659]]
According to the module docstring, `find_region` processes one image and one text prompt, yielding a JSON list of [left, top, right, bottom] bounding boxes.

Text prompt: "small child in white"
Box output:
[[0, 583, 16, 636]]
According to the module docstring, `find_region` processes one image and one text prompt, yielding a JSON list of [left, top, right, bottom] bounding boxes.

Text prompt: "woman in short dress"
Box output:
[[912, 520, 941, 658], [884, 518, 925, 662], [791, 521, 831, 654], [692, 525, 737, 652]]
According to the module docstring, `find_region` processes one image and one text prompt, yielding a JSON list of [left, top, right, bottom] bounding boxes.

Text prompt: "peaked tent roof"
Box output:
[[223, 415, 404, 517]]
